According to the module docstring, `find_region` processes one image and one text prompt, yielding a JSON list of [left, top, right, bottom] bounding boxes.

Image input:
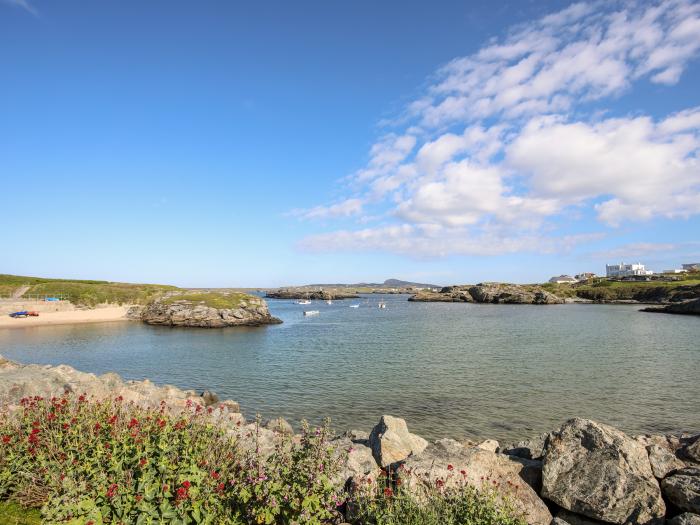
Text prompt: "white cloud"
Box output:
[[298, 0, 700, 258], [1, 0, 37, 15], [292, 198, 363, 220]]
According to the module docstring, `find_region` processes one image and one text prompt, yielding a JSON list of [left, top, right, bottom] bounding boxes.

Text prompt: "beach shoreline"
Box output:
[[0, 305, 132, 329]]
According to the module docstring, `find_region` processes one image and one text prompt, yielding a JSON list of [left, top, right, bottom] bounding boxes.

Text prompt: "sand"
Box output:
[[0, 306, 132, 329]]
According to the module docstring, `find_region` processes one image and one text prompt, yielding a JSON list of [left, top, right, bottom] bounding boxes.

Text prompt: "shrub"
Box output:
[[0, 395, 342, 524], [347, 469, 526, 525]]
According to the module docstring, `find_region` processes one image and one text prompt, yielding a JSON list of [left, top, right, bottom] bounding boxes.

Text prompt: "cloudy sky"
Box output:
[[2, 0, 699, 286]]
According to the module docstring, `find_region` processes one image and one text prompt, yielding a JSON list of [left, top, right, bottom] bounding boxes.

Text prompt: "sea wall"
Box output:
[[1, 356, 698, 525]]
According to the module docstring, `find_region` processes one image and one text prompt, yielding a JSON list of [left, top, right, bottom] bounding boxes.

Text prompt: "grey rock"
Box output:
[[554, 509, 607, 525], [685, 436, 700, 463], [668, 513, 700, 525], [641, 298, 700, 316], [368, 415, 428, 468], [264, 417, 294, 435], [402, 438, 551, 525], [662, 468, 700, 513], [647, 444, 685, 479], [330, 437, 379, 487], [501, 432, 551, 460], [476, 438, 499, 452], [200, 390, 219, 406], [468, 283, 564, 304], [542, 418, 665, 524]]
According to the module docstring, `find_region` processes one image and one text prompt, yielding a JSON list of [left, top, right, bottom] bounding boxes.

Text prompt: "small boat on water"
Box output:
[[378, 302, 386, 309], [326, 300, 332, 305], [303, 310, 320, 316], [349, 304, 360, 308], [296, 300, 311, 305], [9, 311, 29, 318]]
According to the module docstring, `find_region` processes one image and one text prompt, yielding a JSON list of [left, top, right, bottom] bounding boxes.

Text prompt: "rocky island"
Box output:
[[265, 289, 360, 300], [0, 355, 698, 525], [409, 283, 564, 304], [131, 291, 282, 327]]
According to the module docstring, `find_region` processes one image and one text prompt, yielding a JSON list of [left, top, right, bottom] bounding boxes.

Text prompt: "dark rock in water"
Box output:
[[668, 513, 700, 525], [401, 438, 552, 525], [662, 468, 700, 514], [641, 298, 700, 316], [139, 293, 282, 328], [542, 418, 665, 524]]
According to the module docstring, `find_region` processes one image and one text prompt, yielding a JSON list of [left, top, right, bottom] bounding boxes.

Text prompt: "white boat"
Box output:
[[326, 300, 332, 305], [378, 302, 386, 309], [303, 310, 320, 316], [296, 300, 311, 305], [349, 304, 360, 308]]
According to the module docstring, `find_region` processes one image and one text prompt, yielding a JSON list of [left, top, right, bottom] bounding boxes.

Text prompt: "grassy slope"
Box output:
[[541, 275, 700, 301], [0, 502, 41, 525], [161, 292, 252, 309], [0, 274, 178, 307]]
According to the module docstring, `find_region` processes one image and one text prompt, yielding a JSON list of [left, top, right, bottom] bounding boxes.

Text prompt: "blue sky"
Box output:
[[1, 0, 699, 287]]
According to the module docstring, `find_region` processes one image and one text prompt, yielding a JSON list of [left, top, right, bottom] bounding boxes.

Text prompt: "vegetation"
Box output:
[[0, 501, 41, 525], [348, 469, 525, 525], [0, 274, 178, 307], [0, 395, 342, 524], [161, 292, 252, 310], [540, 275, 700, 302], [0, 395, 525, 524]]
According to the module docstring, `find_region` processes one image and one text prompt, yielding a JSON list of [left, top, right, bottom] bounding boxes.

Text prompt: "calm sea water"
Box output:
[[1, 295, 698, 442]]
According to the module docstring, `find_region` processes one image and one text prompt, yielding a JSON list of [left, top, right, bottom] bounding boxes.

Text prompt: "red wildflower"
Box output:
[[62, 423, 70, 430], [383, 487, 394, 497], [106, 483, 119, 498], [139, 458, 147, 467], [182, 480, 191, 489], [135, 495, 143, 502], [447, 464, 454, 471], [460, 469, 467, 477], [2, 435, 10, 444], [78, 394, 86, 402], [176, 487, 188, 500], [211, 470, 220, 480], [108, 415, 118, 425], [436, 479, 445, 488], [157, 418, 166, 428], [128, 418, 139, 428], [94, 422, 101, 432], [216, 482, 225, 493], [47, 412, 56, 421]]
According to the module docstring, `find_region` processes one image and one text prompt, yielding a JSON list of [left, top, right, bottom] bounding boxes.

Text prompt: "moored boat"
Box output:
[[303, 310, 320, 316]]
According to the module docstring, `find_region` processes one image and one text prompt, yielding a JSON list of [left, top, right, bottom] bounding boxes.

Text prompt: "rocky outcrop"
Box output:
[[0, 354, 241, 419], [647, 443, 686, 479], [662, 468, 700, 514], [685, 436, 700, 462], [542, 418, 666, 524], [138, 294, 281, 327], [368, 414, 428, 467], [500, 432, 551, 460], [642, 298, 700, 316], [668, 513, 700, 525], [401, 438, 552, 525], [265, 289, 359, 300], [578, 283, 700, 304], [409, 283, 563, 304]]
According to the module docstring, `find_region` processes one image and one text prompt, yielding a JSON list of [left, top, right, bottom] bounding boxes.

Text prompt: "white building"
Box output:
[[549, 275, 577, 284], [605, 262, 653, 278]]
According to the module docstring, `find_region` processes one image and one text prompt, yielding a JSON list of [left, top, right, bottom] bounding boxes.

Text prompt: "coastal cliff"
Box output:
[[641, 297, 700, 316], [409, 283, 564, 304], [1, 356, 698, 525], [133, 292, 282, 327]]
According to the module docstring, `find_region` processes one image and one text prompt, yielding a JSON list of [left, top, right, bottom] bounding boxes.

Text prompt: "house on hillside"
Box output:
[[548, 275, 577, 284], [605, 262, 653, 278], [575, 272, 596, 281]]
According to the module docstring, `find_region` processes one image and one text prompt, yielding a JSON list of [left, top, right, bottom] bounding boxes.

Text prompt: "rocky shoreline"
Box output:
[[641, 298, 700, 316], [265, 289, 360, 300], [1, 356, 698, 525], [409, 283, 564, 304]]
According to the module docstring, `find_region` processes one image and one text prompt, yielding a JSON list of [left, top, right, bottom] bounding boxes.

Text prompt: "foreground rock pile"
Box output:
[[409, 282, 564, 304], [1, 356, 698, 525]]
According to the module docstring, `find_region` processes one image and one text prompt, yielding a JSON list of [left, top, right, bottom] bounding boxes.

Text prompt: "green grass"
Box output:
[[161, 292, 253, 309], [0, 274, 178, 307], [540, 275, 700, 302], [0, 502, 41, 525]]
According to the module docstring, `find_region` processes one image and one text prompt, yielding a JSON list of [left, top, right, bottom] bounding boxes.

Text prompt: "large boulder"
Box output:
[[542, 418, 665, 524], [662, 468, 700, 514], [139, 292, 282, 327], [501, 432, 551, 460], [647, 444, 686, 479], [684, 436, 700, 463], [330, 437, 379, 487], [668, 513, 700, 525], [401, 438, 551, 525], [368, 415, 428, 468]]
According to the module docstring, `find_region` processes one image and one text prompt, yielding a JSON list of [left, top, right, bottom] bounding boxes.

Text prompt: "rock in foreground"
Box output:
[[542, 418, 665, 524], [138, 292, 282, 327]]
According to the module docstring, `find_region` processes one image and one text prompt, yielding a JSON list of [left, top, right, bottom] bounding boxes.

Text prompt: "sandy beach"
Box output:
[[0, 306, 132, 329]]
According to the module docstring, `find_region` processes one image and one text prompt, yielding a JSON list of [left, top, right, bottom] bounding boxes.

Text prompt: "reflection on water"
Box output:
[[1, 295, 698, 441]]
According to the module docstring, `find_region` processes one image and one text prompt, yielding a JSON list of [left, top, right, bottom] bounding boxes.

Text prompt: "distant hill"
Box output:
[[304, 278, 440, 289]]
